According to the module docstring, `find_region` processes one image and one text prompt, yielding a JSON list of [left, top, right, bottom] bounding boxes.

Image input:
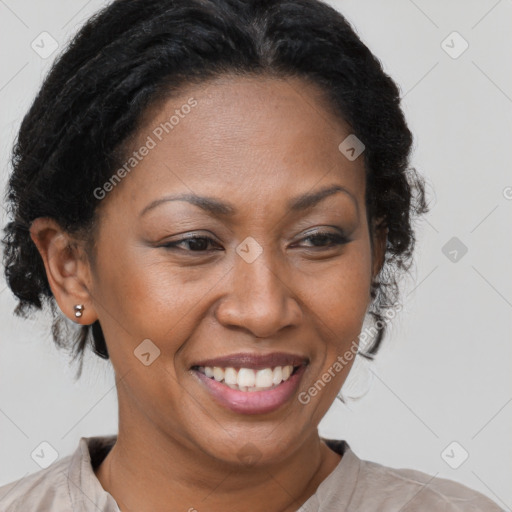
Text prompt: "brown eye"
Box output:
[[298, 230, 350, 248], [162, 236, 222, 252]]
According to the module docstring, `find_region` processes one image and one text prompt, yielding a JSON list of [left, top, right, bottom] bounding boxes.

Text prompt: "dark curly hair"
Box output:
[[2, 0, 429, 379]]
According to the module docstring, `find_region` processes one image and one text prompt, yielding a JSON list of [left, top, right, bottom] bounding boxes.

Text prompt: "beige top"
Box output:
[[0, 435, 503, 511]]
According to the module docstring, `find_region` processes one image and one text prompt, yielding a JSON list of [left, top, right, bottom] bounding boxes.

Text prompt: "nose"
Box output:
[[214, 252, 303, 338]]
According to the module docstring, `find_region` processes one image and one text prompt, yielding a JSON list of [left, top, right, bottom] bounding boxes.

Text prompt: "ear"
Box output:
[[29, 217, 98, 325], [370, 217, 388, 280]]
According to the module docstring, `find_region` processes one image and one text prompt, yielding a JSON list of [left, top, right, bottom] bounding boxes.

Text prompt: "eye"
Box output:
[[160, 229, 350, 254], [162, 235, 222, 253], [296, 229, 350, 249]]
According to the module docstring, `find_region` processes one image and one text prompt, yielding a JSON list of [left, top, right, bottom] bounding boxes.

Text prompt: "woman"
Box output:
[[0, 0, 503, 510]]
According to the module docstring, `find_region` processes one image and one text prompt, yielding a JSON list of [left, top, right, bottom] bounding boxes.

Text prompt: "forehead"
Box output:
[[107, 74, 366, 214]]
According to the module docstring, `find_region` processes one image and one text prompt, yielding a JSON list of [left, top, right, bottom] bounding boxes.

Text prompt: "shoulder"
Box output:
[[321, 440, 504, 512], [353, 453, 504, 511], [0, 435, 117, 512], [0, 455, 73, 511]]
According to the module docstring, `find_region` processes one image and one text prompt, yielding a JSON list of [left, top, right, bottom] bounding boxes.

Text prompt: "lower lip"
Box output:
[[193, 366, 306, 415]]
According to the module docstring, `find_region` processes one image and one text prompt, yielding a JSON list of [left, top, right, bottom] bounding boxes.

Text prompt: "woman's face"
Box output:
[[83, 75, 386, 465]]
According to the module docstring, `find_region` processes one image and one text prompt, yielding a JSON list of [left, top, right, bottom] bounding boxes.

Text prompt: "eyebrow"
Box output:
[[138, 184, 356, 218]]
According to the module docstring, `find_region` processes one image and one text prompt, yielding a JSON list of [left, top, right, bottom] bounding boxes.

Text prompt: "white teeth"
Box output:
[[255, 368, 273, 388], [237, 368, 256, 388], [199, 364, 296, 392], [213, 367, 224, 382], [224, 367, 238, 385], [272, 366, 282, 385]]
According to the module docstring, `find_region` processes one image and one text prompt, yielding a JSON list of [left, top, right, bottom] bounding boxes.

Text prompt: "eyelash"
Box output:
[[161, 230, 350, 253]]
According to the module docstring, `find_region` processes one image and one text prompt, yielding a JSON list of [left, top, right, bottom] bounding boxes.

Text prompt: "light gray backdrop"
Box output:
[[0, 0, 511, 508]]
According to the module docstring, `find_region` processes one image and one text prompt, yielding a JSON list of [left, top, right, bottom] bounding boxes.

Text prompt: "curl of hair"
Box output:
[[2, 0, 429, 379]]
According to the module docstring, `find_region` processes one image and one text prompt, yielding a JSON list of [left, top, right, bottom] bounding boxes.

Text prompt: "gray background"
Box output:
[[0, 0, 511, 508]]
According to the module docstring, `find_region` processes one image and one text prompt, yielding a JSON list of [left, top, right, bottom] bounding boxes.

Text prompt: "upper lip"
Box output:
[[191, 352, 309, 370]]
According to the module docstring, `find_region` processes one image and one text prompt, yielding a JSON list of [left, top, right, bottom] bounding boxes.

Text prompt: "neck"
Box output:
[[95, 421, 341, 512]]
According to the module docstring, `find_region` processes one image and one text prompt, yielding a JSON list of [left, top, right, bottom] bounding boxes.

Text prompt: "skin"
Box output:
[[30, 75, 387, 512]]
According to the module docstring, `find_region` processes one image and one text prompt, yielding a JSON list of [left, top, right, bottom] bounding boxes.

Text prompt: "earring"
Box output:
[[74, 304, 84, 318]]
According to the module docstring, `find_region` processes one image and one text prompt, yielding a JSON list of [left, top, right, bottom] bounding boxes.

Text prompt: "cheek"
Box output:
[[306, 242, 373, 330], [296, 250, 371, 417], [303, 242, 373, 387], [91, 243, 228, 365]]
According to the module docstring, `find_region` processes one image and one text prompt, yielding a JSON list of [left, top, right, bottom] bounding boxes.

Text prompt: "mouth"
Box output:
[[190, 353, 308, 415], [194, 364, 301, 392]]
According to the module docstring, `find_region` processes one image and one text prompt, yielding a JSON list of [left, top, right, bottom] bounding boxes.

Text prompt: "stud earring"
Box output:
[[74, 304, 84, 318]]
